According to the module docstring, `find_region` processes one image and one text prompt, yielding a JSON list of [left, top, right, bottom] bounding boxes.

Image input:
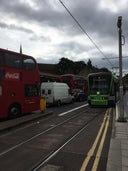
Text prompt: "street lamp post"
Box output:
[[117, 16, 126, 122]]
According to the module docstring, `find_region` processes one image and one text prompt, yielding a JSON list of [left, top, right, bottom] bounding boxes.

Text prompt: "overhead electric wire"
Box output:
[[103, 56, 128, 60], [58, 0, 114, 67]]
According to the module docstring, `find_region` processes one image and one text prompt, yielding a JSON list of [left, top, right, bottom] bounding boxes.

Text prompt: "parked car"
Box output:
[[72, 89, 87, 102]]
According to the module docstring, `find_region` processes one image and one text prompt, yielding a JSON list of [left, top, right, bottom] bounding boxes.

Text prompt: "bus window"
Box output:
[[0, 52, 5, 66], [25, 84, 40, 97], [5, 53, 22, 69], [61, 74, 87, 93], [0, 70, 4, 81], [23, 58, 36, 70]]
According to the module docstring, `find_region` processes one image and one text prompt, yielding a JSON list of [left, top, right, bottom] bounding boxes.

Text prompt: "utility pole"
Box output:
[[117, 16, 126, 122]]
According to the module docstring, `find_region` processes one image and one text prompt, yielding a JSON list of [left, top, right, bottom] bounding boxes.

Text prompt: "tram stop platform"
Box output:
[[107, 91, 128, 171]]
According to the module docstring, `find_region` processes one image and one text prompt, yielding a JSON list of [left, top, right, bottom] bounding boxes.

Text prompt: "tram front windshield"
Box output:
[[89, 74, 111, 94]]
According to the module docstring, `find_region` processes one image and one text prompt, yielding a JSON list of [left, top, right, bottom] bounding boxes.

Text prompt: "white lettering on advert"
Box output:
[[5, 72, 20, 80]]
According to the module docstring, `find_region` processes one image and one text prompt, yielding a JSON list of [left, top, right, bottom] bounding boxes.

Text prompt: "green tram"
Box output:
[[87, 72, 118, 107]]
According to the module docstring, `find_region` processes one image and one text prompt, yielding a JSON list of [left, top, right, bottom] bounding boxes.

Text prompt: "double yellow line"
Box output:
[[80, 108, 111, 171]]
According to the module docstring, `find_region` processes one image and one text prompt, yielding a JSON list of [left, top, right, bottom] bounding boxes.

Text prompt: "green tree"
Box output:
[[87, 59, 92, 68], [56, 57, 74, 74], [73, 61, 86, 74]]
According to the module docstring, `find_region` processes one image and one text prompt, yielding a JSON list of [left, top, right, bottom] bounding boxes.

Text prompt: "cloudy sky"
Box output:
[[0, 0, 128, 74]]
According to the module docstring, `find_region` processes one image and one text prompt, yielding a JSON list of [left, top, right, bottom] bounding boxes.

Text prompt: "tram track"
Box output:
[[0, 106, 92, 157], [31, 111, 102, 171], [0, 104, 88, 137], [32, 108, 113, 171], [0, 103, 87, 134], [0, 105, 107, 171], [0, 110, 53, 133]]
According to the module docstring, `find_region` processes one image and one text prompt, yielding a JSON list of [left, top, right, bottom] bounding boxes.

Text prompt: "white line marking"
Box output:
[[58, 104, 88, 116]]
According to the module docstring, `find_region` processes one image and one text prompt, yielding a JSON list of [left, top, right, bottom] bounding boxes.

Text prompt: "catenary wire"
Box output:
[[58, 0, 114, 67]]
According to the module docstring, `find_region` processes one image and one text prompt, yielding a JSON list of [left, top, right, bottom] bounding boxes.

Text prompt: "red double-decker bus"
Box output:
[[60, 74, 87, 93], [0, 48, 40, 119]]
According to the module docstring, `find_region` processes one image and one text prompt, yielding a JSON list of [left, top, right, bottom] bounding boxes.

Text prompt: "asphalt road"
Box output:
[[0, 101, 114, 171]]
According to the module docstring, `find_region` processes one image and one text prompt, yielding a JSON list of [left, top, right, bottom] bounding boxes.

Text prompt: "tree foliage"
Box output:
[[56, 57, 110, 75], [87, 59, 92, 68], [56, 57, 87, 75], [73, 61, 86, 74], [56, 57, 74, 74]]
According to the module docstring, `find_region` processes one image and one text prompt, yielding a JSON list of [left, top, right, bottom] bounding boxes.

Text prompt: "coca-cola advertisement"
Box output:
[[5, 71, 20, 81]]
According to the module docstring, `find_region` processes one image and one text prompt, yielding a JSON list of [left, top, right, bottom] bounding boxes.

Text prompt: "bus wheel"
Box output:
[[8, 104, 21, 118]]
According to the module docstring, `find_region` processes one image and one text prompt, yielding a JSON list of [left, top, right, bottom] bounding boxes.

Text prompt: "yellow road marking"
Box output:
[[91, 109, 111, 171], [80, 109, 110, 171]]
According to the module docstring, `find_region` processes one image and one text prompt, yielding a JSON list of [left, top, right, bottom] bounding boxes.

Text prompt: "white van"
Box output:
[[41, 82, 73, 106]]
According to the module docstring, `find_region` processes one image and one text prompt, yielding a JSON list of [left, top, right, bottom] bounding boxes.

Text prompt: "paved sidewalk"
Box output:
[[107, 120, 128, 171], [107, 92, 128, 171]]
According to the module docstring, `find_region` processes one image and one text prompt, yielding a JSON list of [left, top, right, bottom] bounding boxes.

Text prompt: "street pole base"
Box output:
[[117, 117, 127, 122]]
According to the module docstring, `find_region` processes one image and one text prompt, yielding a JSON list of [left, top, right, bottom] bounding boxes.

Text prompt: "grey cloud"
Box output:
[[0, 0, 128, 72], [0, 0, 123, 38], [29, 34, 51, 42], [57, 41, 89, 54], [0, 22, 34, 33]]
